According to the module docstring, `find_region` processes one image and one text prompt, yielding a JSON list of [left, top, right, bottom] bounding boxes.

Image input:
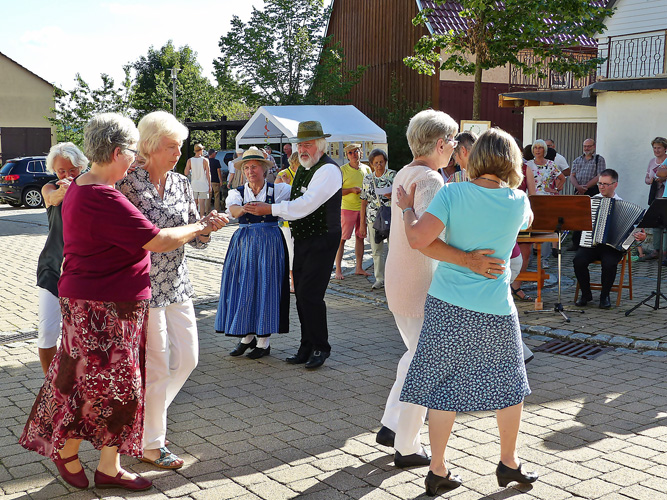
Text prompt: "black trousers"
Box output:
[[573, 245, 624, 298], [292, 231, 341, 353], [571, 186, 600, 248]]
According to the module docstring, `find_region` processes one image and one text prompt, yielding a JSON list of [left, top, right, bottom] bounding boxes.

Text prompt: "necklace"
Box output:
[[478, 176, 501, 185]]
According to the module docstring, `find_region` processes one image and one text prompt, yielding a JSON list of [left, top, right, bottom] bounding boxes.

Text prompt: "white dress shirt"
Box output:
[[553, 152, 569, 173], [271, 162, 343, 221]]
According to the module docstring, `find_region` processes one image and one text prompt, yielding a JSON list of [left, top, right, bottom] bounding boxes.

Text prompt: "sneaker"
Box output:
[[371, 279, 384, 289]]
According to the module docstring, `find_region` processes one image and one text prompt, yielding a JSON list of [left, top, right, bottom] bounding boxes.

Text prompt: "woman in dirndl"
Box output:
[[215, 147, 292, 359], [19, 113, 219, 492], [396, 128, 538, 495]]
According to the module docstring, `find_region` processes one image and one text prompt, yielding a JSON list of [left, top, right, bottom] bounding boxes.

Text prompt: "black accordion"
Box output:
[[580, 197, 645, 251]]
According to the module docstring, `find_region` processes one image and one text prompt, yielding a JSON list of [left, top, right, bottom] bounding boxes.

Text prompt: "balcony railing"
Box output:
[[509, 49, 598, 91], [598, 31, 666, 80]]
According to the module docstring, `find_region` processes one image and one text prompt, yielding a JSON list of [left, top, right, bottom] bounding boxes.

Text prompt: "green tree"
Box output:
[[49, 71, 133, 147], [215, 0, 365, 105], [405, 0, 614, 119]]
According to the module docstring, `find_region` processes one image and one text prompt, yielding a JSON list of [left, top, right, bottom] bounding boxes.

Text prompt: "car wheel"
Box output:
[[22, 188, 43, 208], [7, 200, 23, 207]]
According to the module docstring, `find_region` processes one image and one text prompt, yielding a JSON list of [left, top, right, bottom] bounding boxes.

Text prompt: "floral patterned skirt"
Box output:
[[400, 295, 530, 412], [20, 298, 149, 459]]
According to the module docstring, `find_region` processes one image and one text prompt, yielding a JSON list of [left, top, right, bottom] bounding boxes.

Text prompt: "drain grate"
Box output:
[[534, 339, 613, 360], [0, 331, 38, 345]]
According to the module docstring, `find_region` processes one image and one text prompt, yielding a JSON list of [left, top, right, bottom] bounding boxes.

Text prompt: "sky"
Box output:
[[1, 0, 259, 89]]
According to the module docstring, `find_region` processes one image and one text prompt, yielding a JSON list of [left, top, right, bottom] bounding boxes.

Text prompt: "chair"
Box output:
[[574, 252, 633, 306]]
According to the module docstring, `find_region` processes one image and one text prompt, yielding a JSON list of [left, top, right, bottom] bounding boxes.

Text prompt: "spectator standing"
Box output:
[[282, 143, 292, 169], [184, 144, 211, 218], [544, 139, 570, 176], [227, 148, 244, 188], [335, 143, 372, 280], [569, 138, 607, 249], [645, 137, 667, 261], [208, 148, 223, 212]]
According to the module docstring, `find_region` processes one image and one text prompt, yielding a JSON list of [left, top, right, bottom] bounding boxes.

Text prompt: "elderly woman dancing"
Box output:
[[215, 147, 292, 359], [396, 127, 537, 495], [376, 110, 505, 470], [117, 111, 227, 470], [20, 113, 222, 491], [36, 143, 88, 375]]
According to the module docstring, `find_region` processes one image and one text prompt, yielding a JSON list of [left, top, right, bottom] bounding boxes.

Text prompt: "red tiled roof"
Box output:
[[418, 0, 607, 48]]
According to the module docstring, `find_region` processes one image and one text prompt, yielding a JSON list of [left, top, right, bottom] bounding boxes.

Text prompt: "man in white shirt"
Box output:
[[227, 148, 244, 187], [573, 168, 626, 309], [545, 139, 570, 176], [245, 121, 342, 369]]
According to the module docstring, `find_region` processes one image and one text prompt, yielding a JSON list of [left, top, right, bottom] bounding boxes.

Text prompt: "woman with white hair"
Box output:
[[527, 139, 565, 268], [397, 128, 537, 495], [36, 143, 88, 375], [377, 110, 504, 473], [216, 147, 292, 359], [117, 110, 227, 470], [20, 113, 223, 491]]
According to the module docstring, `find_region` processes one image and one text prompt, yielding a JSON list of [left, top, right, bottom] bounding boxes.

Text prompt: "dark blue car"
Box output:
[[0, 156, 53, 208]]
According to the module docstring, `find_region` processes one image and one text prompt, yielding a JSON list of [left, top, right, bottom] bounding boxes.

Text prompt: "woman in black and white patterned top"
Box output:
[[117, 111, 227, 470]]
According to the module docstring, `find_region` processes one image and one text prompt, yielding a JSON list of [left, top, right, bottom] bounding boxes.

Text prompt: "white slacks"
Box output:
[[368, 225, 387, 282], [143, 299, 199, 450], [37, 287, 61, 349], [381, 313, 428, 455]]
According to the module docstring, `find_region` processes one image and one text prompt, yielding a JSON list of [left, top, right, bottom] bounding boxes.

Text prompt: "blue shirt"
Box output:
[[426, 182, 532, 316]]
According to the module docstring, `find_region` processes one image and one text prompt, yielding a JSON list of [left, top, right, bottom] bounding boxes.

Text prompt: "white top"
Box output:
[[593, 192, 622, 200], [189, 157, 209, 192], [553, 153, 569, 172], [271, 162, 343, 221], [226, 181, 292, 209]]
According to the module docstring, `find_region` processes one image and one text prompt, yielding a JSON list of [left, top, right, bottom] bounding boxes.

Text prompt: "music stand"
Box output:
[[625, 198, 667, 316], [524, 195, 592, 322]]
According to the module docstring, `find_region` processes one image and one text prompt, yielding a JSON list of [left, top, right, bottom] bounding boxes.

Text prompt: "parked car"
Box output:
[[0, 156, 53, 208]]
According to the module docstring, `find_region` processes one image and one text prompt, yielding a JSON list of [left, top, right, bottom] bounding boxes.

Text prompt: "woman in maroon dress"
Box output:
[[20, 113, 224, 491]]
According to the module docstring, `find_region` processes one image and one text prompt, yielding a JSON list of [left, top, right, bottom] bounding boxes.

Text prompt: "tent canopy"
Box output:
[[235, 105, 386, 147]]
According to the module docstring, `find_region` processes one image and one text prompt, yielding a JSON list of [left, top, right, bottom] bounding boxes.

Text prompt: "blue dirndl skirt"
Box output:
[[215, 222, 290, 337]]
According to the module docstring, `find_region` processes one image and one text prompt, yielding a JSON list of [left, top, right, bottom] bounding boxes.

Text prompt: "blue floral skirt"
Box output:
[[215, 223, 289, 337], [400, 295, 530, 412]]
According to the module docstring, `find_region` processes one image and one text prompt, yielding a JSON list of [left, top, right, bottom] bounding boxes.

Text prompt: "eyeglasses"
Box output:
[[125, 148, 138, 157], [446, 137, 458, 148], [597, 181, 616, 187]]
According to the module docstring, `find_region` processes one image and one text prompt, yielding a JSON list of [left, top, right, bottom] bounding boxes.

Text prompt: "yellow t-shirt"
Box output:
[[340, 162, 371, 211]]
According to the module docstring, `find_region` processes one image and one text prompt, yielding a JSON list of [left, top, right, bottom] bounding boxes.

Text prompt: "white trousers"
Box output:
[[381, 313, 427, 455], [368, 225, 388, 281], [37, 287, 61, 349], [143, 299, 199, 450], [280, 225, 294, 270]]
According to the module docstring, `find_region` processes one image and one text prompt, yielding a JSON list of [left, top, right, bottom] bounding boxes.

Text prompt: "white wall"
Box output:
[[600, 0, 667, 38], [596, 89, 667, 207], [522, 105, 598, 145]]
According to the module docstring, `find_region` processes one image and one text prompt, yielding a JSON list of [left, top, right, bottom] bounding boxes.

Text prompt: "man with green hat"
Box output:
[[244, 120, 342, 369]]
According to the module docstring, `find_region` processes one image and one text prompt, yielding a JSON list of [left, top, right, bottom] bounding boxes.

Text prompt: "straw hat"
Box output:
[[289, 121, 331, 143], [344, 143, 362, 154], [236, 146, 272, 170]]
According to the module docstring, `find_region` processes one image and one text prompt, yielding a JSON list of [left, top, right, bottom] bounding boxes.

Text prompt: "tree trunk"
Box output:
[[472, 61, 483, 120]]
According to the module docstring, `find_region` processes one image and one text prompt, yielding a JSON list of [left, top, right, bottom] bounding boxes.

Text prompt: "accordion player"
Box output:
[[574, 169, 644, 309]]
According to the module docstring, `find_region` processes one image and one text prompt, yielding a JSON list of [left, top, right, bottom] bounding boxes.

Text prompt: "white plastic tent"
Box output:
[[235, 105, 387, 148]]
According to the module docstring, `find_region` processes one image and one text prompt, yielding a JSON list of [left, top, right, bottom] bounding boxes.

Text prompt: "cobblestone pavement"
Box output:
[[1, 205, 667, 499]]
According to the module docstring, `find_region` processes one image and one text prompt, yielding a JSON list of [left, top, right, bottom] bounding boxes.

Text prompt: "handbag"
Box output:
[[371, 174, 391, 243]]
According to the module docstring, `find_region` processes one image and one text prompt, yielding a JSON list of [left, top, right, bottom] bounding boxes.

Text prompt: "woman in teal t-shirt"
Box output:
[[395, 128, 537, 495]]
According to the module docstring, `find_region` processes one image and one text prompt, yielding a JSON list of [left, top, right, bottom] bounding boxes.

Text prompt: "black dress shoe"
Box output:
[[496, 461, 538, 487], [599, 295, 612, 309], [425, 470, 462, 495], [286, 348, 312, 364], [375, 426, 395, 447], [230, 338, 257, 356], [394, 448, 431, 468], [247, 346, 270, 359], [304, 350, 329, 369], [575, 294, 593, 307]]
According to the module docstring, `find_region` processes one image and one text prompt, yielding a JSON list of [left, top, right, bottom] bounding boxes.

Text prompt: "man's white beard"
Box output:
[[300, 152, 321, 169]]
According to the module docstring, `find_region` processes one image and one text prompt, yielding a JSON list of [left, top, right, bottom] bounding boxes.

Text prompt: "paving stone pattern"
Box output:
[[1, 205, 667, 499]]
